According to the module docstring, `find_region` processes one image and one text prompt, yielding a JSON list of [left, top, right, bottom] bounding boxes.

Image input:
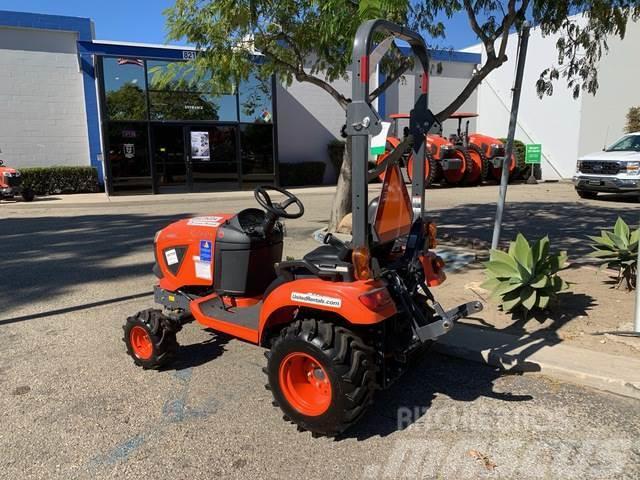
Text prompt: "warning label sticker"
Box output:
[[164, 249, 179, 266], [291, 292, 342, 308], [193, 256, 212, 280], [199, 240, 212, 262], [187, 216, 224, 227]]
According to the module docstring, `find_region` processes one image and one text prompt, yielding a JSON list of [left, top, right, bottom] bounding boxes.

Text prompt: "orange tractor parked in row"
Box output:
[[375, 112, 518, 188], [375, 113, 468, 187]]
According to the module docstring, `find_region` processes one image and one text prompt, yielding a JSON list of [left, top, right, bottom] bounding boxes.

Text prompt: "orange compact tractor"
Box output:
[[375, 113, 463, 187], [447, 112, 516, 183], [124, 20, 482, 437], [0, 153, 34, 202]]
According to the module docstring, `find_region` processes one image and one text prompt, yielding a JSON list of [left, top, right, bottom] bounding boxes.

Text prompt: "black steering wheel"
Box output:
[[254, 185, 304, 219]]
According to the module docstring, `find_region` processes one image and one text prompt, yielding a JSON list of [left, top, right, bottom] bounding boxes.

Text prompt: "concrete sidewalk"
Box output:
[[434, 324, 640, 400]]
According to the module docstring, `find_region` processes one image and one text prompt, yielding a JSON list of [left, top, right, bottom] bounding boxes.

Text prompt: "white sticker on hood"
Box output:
[[187, 216, 224, 227], [164, 249, 179, 266], [291, 292, 342, 308]]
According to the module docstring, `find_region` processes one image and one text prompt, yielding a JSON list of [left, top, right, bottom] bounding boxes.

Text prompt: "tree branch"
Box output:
[[463, 0, 491, 48], [369, 57, 412, 103], [435, 57, 500, 121]]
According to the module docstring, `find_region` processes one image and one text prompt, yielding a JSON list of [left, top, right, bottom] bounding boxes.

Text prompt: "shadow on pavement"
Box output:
[[168, 329, 231, 371], [430, 200, 639, 257], [346, 352, 533, 441], [1, 213, 190, 315]]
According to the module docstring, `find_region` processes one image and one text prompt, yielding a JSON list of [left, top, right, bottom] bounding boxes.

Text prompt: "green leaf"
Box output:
[[587, 249, 617, 258], [630, 228, 639, 246], [502, 289, 523, 312], [530, 274, 549, 288], [494, 280, 523, 297], [606, 232, 628, 250], [537, 293, 550, 310], [595, 232, 615, 247], [521, 287, 537, 311], [614, 217, 630, 242], [480, 277, 501, 292], [512, 234, 531, 268], [490, 249, 518, 270], [485, 260, 519, 278], [515, 259, 532, 282], [531, 236, 550, 265]]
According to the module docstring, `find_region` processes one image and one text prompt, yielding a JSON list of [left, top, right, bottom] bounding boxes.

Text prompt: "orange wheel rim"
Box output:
[[279, 352, 332, 416], [130, 326, 153, 360]]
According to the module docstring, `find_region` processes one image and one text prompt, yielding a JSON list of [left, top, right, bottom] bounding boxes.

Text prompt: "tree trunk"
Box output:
[[327, 138, 352, 232]]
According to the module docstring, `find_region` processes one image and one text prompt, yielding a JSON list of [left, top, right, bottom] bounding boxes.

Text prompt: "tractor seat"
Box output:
[[303, 244, 351, 267]]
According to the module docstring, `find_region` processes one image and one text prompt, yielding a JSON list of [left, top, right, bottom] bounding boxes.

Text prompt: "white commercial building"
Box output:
[[466, 15, 640, 180]]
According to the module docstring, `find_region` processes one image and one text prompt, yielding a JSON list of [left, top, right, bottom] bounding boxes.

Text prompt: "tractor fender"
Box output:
[[258, 278, 396, 344]]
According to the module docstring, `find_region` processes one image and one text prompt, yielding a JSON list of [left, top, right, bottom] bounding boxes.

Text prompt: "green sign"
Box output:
[[525, 144, 542, 164]]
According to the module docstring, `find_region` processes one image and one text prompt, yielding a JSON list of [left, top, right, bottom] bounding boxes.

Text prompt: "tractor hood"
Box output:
[[579, 150, 640, 162]]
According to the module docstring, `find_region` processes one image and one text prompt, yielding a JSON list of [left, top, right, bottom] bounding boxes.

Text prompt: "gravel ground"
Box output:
[[1, 183, 639, 479]]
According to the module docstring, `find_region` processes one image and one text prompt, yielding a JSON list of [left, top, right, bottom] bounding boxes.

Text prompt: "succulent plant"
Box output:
[[588, 217, 638, 291], [482, 234, 569, 313]]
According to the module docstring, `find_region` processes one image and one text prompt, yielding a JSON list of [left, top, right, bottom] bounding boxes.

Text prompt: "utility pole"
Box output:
[[491, 22, 531, 250], [635, 237, 640, 332]]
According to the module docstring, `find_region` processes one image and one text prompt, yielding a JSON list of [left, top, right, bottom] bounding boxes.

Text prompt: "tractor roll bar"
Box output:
[[345, 19, 435, 250]]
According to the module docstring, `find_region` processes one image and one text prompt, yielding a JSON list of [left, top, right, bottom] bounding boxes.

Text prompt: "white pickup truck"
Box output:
[[573, 132, 640, 199]]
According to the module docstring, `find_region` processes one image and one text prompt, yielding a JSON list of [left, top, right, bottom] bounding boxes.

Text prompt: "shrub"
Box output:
[[279, 162, 326, 187], [482, 234, 569, 313], [498, 138, 540, 180], [20, 166, 99, 195], [625, 106, 640, 134], [588, 217, 638, 290]]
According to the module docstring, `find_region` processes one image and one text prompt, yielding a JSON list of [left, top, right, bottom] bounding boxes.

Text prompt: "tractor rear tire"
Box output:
[[467, 144, 490, 182], [123, 309, 178, 369], [265, 318, 376, 437]]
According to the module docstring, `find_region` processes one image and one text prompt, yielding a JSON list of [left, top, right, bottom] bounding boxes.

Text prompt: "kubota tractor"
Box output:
[[447, 112, 516, 183], [123, 20, 482, 437], [374, 113, 463, 187], [0, 152, 34, 202]]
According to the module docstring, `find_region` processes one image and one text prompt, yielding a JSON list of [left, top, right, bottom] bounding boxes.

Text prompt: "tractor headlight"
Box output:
[[576, 161, 582, 173], [3, 171, 11, 177]]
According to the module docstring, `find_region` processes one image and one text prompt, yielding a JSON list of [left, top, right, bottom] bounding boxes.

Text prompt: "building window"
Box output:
[[107, 122, 152, 193], [240, 124, 274, 174], [102, 57, 147, 121], [146, 60, 238, 121], [239, 74, 273, 123]]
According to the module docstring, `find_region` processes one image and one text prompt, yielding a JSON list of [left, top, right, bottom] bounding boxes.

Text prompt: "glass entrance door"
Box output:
[[152, 125, 187, 192], [188, 126, 240, 191]]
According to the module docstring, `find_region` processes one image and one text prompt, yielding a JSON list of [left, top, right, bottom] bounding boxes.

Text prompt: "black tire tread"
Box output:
[[123, 309, 178, 370], [266, 318, 376, 437]]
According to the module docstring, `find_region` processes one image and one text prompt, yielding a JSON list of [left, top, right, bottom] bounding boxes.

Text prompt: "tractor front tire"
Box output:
[[265, 318, 377, 437], [123, 309, 178, 369]]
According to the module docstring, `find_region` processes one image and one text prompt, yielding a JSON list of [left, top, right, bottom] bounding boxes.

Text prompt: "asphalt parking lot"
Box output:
[[1, 183, 639, 479]]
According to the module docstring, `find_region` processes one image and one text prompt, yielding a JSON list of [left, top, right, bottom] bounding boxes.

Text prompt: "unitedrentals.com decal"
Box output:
[[291, 292, 342, 308]]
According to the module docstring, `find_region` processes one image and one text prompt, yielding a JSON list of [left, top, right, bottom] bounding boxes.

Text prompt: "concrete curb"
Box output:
[[434, 324, 640, 400]]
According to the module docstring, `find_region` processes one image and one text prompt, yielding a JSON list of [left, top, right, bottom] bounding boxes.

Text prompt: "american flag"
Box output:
[[117, 58, 144, 67]]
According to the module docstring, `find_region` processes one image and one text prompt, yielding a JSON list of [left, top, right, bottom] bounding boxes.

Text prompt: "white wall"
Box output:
[[0, 26, 90, 168], [468, 15, 640, 179], [466, 20, 586, 180], [578, 19, 640, 156]]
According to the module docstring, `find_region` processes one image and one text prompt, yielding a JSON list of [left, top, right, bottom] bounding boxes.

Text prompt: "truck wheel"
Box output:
[[123, 309, 178, 369], [265, 318, 376, 437], [21, 189, 35, 202], [576, 189, 597, 200]]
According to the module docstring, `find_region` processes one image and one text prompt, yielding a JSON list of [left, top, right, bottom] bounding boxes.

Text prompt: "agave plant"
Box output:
[[482, 234, 568, 313], [588, 217, 638, 291]]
